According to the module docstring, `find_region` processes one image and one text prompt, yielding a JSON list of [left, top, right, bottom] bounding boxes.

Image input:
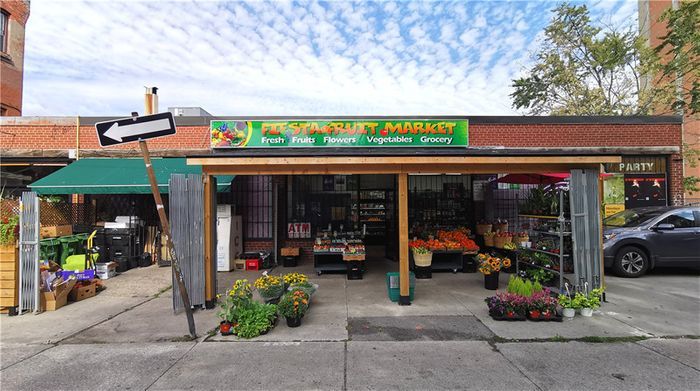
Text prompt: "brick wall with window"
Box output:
[[0, 1, 29, 116]]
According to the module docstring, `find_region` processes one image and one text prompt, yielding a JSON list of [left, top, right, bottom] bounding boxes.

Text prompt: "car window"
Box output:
[[604, 209, 664, 227], [658, 210, 695, 228]]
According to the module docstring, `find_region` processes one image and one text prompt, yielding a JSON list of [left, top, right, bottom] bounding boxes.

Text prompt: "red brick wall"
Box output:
[[0, 124, 209, 154], [469, 123, 681, 147], [0, 122, 683, 153], [0, 1, 30, 116]]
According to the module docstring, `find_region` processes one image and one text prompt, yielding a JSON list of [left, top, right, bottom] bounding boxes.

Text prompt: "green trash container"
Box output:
[[58, 236, 82, 265], [386, 272, 416, 302], [39, 239, 61, 262]]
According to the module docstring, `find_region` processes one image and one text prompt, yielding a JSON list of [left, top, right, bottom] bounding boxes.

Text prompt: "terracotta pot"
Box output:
[[529, 310, 541, 319], [219, 321, 233, 335], [506, 311, 516, 318]]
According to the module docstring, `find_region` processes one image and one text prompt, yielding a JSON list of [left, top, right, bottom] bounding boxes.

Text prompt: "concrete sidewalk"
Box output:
[[1, 339, 697, 390]]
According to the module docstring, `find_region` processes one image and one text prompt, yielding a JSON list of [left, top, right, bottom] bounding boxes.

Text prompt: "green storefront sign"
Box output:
[[210, 119, 468, 148]]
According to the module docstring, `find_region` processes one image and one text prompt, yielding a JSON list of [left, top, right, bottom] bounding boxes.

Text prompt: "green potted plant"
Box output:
[[278, 289, 309, 327], [558, 294, 577, 318], [577, 285, 604, 317], [233, 301, 278, 338], [216, 279, 253, 336]]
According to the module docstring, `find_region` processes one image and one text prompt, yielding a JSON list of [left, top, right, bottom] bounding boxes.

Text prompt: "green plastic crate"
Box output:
[[386, 272, 415, 302]]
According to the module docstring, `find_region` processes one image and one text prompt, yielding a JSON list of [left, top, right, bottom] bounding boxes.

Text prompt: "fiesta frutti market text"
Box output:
[[211, 119, 469, 148]]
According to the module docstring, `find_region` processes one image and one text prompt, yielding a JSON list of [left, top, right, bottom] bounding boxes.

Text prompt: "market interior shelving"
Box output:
[[516, 189, 576, 294]]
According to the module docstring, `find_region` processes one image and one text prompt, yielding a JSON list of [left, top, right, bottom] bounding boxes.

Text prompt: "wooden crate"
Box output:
[[0, 244, 19, 309], [280, 247, 300, 257], [343, 254, 365, 261], [40, 225, 73, 238]]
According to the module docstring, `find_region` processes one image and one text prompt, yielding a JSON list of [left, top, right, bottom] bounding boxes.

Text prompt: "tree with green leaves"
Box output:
[[512, 2, 699, 193], [654, 0, 699, 116], [510, 3, 692, 116]]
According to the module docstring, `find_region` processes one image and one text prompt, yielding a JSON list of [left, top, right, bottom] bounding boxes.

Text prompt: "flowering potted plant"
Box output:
[[527, 290, 559, 320], [282, 272, 308, 288], [484, 292, 527, 320], [476, 253, 511, 290], [287, 280, 318, 297], [216, 279, 253, 335], [254, 272, 284, 304], [278, 289, 309, 327]]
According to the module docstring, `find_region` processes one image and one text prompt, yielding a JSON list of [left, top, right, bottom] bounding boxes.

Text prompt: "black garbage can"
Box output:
[[415, 265, 432, 279]]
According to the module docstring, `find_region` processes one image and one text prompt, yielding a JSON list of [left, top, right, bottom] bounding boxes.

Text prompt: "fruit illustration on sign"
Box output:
[[211, 121, 250, 147]]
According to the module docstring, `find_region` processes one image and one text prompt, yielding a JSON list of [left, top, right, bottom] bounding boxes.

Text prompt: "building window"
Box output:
[[0, 10, 8, 53], [232, 176, 273, 240]]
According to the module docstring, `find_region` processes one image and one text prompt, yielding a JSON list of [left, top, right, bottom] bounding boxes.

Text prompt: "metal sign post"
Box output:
[[96, 112, 196, 338]]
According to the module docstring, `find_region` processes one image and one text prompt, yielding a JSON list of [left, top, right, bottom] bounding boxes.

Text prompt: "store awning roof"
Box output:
[[29, 158, 233, 195]]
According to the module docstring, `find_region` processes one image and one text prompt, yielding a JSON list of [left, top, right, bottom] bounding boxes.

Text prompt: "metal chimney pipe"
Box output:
[[144, 87, 158, 115]]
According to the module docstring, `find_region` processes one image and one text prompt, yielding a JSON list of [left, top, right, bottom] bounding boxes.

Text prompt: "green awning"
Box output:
[[29, 158, 233, 195]]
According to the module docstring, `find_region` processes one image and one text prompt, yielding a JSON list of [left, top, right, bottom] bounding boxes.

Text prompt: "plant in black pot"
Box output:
[[278, 289, 309, 328]]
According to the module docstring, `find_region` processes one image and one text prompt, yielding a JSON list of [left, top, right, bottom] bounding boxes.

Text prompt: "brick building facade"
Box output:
[[0, 115, 685, 259], [0, 0, 29, 116]]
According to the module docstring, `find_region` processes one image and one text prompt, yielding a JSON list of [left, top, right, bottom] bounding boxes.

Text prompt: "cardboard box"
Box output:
[[69, 282, 96, 302], [96, 262, 117, 280], [41, 278, 76, 311], [40, 225, 73, 238], [233, 259, 246, 270], [61, 269, 96, 281]]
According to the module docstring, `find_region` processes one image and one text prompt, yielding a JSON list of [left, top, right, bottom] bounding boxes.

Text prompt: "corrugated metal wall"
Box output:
[[169, 174, 205, 312], [18, 192, 40, 314], [569, 169, 603, 290]]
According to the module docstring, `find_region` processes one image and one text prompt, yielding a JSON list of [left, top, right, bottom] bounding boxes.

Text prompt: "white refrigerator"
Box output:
[[216, 205, 242, 272]]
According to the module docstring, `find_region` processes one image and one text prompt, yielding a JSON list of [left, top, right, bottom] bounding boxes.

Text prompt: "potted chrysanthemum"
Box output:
[[278, 289, 309, 328], [254, 272, 284, 304]]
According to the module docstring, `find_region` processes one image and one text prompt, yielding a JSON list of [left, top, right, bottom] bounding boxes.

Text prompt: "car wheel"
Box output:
[[613, 246, 649, 277]]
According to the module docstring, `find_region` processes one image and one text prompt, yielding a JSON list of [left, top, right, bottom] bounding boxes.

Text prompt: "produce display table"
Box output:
[[313, 251, 345, 275], [431, 250, 464, 273]]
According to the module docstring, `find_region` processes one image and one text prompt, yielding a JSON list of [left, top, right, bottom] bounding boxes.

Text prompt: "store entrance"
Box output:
[[288, 174, 397, 269]]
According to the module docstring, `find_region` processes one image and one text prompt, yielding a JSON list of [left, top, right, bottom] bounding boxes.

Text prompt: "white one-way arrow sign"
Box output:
[[95, 112, 177, 147]]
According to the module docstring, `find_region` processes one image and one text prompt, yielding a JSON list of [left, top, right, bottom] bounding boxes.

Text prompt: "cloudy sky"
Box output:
[[23, 0, 637, 116]]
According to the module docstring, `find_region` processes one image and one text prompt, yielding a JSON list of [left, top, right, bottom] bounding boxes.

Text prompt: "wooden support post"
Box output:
[[203, 174, 216, 308], [398, 173, 411, 305], [598, 165, 607, 300], [139, 140, 197, 338]]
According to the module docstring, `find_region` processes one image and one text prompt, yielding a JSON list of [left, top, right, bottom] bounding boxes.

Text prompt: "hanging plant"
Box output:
[[0, 215, 19, 246]]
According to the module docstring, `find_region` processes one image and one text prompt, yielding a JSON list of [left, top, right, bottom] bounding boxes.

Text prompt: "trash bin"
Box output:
[[386, 272, 415, 302], [58, 236, 80, 265], [39, 239, 61, 262]]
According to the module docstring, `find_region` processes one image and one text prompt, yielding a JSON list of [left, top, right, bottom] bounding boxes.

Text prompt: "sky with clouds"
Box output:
[[23, 0, 638, 116]]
